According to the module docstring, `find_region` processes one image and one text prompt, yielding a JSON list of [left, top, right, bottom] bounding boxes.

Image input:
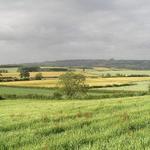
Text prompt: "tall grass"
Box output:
[[0, 96, 149, 149]]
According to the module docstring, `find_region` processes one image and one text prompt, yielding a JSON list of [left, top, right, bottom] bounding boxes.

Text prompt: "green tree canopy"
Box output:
[[18, 66, 40, 72], [20, 70, 30, 80], [59, 72, 89, 98]]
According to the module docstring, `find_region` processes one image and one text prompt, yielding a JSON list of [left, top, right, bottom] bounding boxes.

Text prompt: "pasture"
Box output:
[[0, 66, 150, 149], [0, 96, 149, 150], [1, 67, 150, 90], [0, 86, 52, 96], [0, 86, 147, 100], [89, 68, 150, 76], [0, 67, 18, 73], [101, 81, 150, 91]]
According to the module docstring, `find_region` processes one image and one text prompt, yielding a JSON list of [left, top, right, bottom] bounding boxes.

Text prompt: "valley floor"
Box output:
[[0, 96, 150, 150]]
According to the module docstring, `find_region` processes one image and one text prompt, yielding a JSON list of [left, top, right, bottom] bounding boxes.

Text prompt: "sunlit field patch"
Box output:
[[93, 67, 113, 71], [30, 72, 65, 78], [0, 78, 57, 87], [100, 81, 150, 91], [1, 73, 19, 78], [87, 77, 150, 87], [0, 77, 150, 88]]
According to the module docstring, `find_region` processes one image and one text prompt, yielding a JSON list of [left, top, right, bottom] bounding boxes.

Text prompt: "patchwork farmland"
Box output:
[[0, 66, 150, 149]]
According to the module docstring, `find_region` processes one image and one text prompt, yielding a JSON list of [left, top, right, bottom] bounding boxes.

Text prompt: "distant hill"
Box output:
[[1, 59, 150, 70], [23, 59, 150, 70]]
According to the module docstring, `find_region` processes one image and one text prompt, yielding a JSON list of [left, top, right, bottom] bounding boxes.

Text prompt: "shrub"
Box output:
[[52, 92, 63, 99], [101, 73, 112, 78], [0, 95, 4, 100], [35, 73, 43, 80], [20, 70, 30, 80], [0, 70, 8, 73]]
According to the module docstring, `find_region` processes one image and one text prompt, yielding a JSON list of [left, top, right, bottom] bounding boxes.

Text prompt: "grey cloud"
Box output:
[[0, 0, 150, 64]]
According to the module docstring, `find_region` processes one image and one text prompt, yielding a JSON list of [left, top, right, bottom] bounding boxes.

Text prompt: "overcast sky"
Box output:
[[0, 0, 150, 64]]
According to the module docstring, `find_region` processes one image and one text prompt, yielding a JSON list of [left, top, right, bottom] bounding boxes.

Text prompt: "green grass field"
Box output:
[[0, 67, 150, 149], [0, 86, 53, 96], [89, 69, 150, 76], [0, 96, 150, 150], [0, 67, 18, 73], [0, 86, 147, 100], [101, 81, 150, 91]]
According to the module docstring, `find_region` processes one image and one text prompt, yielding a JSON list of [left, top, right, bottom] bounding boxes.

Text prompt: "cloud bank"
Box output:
[[0, 0, 150, 64]]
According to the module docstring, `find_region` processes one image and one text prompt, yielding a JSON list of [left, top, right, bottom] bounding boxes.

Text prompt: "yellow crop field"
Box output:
[[30, 72, 64, 78], [1, 72, 65, 78], [93, 67, 112, 71], [87, 77, 150, 86], [0, 79, 58, 88], [1, 73, 19, 78], [0, 77, 150, 88], [1, 71, 98, 79]]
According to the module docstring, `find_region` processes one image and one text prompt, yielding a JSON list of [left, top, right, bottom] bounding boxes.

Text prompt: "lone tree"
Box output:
[[20, 70, 30, 80], [59, 72, 89, 98]]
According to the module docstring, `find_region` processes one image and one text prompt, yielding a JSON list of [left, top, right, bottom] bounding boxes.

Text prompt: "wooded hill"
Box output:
[[1, 59, 150, 70]]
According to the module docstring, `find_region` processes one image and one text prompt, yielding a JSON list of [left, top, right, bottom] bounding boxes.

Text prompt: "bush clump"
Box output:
[[35, 73, 43, 80], [52, 92, 63, 99], [0, 95, 4, 100]]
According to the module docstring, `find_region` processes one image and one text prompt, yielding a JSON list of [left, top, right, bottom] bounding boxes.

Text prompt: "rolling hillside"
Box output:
[[1, 59, 150, 70], [0, 96, 150, 150]]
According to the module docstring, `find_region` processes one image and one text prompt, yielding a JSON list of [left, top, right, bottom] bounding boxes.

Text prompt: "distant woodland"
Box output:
[[1, 59, 150, 70]]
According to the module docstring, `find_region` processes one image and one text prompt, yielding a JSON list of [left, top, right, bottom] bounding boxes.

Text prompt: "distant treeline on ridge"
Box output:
[[0, 59, 150, 70]]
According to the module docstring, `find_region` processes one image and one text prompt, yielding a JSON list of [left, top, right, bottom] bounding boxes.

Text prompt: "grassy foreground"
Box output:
[[0, 96, 150, 150]]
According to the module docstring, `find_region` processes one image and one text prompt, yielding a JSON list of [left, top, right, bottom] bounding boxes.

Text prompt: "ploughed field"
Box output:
[[0, 96, 150, 150]]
